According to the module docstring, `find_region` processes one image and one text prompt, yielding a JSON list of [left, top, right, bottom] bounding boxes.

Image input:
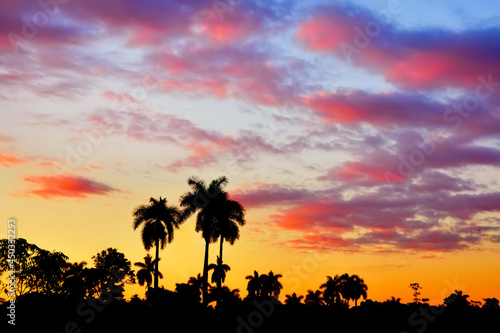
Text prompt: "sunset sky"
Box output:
[[1, 0, 500, 304]]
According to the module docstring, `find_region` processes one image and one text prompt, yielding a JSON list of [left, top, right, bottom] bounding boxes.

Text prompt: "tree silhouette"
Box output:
[[180, 176, 227, 305], [409, 282, 422, 303], [62, 261, 88, 299], [134, 254, 161, 292], [483, 297, 499, 309], [207, 256, 230, 285], [187, 274, 204, 293], [133, 196, 183, 290], [211, 193, 245, 293], [305, 289, 325, 307], [245, 270, 261, 297], [31, 248, 69, 294], [320, 275, 344, 306], [285, 293, 304, 306], [175, 282, 201, 304], [263, 271, 283, 298], [244, 270, 282, 298], [4, 236, 500, 333], [341, 274, 368, 307], [208, 285, 241, 308], [444, 290, 470, 309], [0, 238, 68, 296], [386, 296, 402, 304], [91, 247, 135, 299]]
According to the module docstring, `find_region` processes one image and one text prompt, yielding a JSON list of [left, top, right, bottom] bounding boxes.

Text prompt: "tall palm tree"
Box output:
[[245, 270, 261, 297], [180, 176, 227, 305], [320, 275, 344, 306], [305, 289, 325, 307], [212, 194, 245, 292], [207, 256, 230, 285], [132, 197, 183, 290], [134, 254, 161, 291], [341, 274, 368, 307]]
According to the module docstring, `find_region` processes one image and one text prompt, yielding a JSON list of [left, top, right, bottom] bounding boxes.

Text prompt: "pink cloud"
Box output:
[[196, 2, 269, 44], [84, 109, 285, 172], [146, 43, 308, 106], [22, 174, 118, 199], [318, 161, 405, 185], [232, 183, 315, 209], [162, 79, 228, 98], [296, 7, 365, 52], [302, 90, 444, 126], [233, 179, 500, 252], [296, 3, 500, 90]]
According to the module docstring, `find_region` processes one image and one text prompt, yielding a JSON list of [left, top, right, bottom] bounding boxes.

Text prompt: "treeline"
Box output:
[[1, 238, 499, 332]]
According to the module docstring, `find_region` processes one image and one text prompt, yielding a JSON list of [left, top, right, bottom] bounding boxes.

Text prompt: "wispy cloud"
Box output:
[[22, 174, 118, 199]]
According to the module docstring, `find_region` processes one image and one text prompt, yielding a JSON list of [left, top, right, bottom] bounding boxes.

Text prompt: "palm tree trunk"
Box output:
[[202, 239, 209, 306], [154, 238, 159, 290], [216, 236, 224, 309], [218, 236, 223, 290]]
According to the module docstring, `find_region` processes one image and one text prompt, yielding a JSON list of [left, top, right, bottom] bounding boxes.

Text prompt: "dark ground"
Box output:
[[1, 294, 498, 333]]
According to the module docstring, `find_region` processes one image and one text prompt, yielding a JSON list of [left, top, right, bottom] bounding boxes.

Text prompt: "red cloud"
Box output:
[[0, 154, 25, 167], [273, 201, 352, 231], [23, 175, 117, 199]]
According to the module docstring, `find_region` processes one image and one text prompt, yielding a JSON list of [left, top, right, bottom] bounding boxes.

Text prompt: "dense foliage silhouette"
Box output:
[[1, 176, 498, 332]]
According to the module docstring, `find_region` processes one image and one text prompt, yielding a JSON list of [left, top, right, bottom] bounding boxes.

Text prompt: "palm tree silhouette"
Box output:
[[265, 271, 283, 298], [134, 254, 161, 291], [305, 289, 325, 307], [207, 256, 230, 285], [132, 197, 183, 290], [245, 270, 261, 297], [320, 275, 344, 306], [386, 296, 401, 304], [187, 273, 204, 292], [211, 193, 245, 293], [180, 176, 227, 305], [62, 261, 88, 299], [208, 285, 241, 306], [285, 293, 304, 306], [341, 274, 368, 307]]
